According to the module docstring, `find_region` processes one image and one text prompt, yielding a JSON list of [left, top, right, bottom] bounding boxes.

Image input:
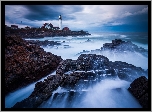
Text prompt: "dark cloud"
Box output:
[[23, 5, 61, 21], [5, 5, 148, 32], [100, 11, 148, 32], [61, 5, 83, 13], [122, 13, 148, 26], [22, 5, 83, 21]]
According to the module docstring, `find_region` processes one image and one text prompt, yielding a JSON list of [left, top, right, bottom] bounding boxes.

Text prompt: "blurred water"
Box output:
[[39, 79, 142, 108], [41, 32, 148, 69], [5, 71, 56, 108], [5, 32, 148, 108]]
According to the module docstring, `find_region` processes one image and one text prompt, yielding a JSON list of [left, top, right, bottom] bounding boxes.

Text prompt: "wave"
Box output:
[[5, 71, 56, 108], [39, 78, 142, 108], [120, 35, 127, 38]]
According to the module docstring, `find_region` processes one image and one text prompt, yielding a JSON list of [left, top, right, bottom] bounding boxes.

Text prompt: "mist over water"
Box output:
[[5, 71, 56, 108], [40, 34, 148, 108], [39, 79, 142, 108], [93, 50, 148, 70], [76, 79, 142, 108], [42, 32, 148, 70], [5, 32, 148, 108], [39, 32, 147, 108]]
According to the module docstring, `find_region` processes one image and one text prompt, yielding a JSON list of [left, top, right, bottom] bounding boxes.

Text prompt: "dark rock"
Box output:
[[102, 39, 148, 57], [128, 76, 148, 108], [5, 26, 91, 38], [12, 54, 148, 108], [26, 40, 61, 47], [76, 39, 147, 57], [5, 35, 62, 95], [12, 92, 52, 108]]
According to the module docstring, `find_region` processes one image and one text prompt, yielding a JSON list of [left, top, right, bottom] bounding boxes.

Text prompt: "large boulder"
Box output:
[[102, 39, 147, 53], [128, 76, 148, 108], [76, 39, 148, 58], [5, 35, 62, 95]]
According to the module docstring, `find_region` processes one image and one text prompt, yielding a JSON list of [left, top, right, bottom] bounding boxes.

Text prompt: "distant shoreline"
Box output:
[[5, 25, 91, 38]]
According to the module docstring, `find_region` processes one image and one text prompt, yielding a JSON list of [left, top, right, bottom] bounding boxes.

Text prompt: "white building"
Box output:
[[59, 15, 62, 30]]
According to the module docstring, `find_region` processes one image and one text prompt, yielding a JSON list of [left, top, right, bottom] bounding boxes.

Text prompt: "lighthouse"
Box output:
[[59, 15, 62, 30]]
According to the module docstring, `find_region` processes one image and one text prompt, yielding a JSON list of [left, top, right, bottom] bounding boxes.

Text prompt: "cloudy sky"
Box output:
[[5, 5, 148, 32]]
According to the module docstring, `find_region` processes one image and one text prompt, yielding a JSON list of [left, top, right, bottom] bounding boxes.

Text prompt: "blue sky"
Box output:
[[5, 5, 148, 32]]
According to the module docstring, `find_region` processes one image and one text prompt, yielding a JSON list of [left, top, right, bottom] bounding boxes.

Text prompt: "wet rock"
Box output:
[[128, 76, 148, 108], [102, 39, 143, 52], [76, 39, 148, 57], [103, 39, 148, 57], [12, 92, 53, 108], [5, 35, 62, 95], [26, 40, 61, 47], [12, 54, 148, 108]]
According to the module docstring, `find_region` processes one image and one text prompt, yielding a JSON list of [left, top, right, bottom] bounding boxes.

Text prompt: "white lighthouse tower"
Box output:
[[59, 15, 62, 30]]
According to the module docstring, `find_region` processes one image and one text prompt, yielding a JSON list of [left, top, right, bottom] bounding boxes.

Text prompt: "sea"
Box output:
[[5, 32, 148, 108]]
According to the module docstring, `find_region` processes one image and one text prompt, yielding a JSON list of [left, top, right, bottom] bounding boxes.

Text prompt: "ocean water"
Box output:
[[5, 32, 148, 108], [41, 32, 148, 69], [39, 78, 142, 108], [5, 71, 56, 108]]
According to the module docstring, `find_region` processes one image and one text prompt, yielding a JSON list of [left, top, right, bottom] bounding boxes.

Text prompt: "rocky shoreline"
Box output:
[[5, 25, 91, 38], [12, 54, 148, 108], [5, 35, 148, 108], [76, 39, 148, 58], [26, 40, 61, 47], [5, 35, 62, 95]]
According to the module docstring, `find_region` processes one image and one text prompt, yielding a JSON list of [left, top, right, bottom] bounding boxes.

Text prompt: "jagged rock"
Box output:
[[5, 35, 62, 95], [26, 40, 61, 47], [102, 39, 148, 57], [76, 39, 148, 57], [128, 76, 148, 108], [12, 54, 148, 108], [102, 39, 143, 52]]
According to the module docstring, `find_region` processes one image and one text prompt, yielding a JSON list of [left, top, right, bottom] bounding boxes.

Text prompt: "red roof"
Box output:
[[63, 27, 69, 30]]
